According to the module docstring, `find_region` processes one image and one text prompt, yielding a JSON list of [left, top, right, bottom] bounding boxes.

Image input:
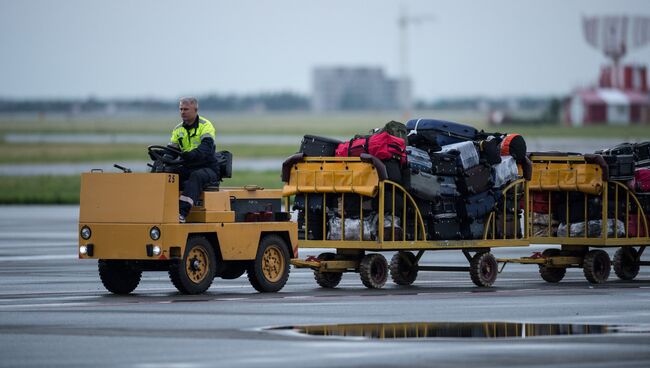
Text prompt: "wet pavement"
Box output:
[[0, 206, 649, 367]]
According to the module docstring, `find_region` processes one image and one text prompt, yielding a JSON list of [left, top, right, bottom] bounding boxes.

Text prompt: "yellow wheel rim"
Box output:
[[186, 246, 209, 284], [262, 245, 285, 283]]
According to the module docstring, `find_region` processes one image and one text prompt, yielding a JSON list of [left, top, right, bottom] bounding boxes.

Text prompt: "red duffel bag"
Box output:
[[335, 136, 369, 157], [367, 131, 407, 164], [633, 168, 650, 192]]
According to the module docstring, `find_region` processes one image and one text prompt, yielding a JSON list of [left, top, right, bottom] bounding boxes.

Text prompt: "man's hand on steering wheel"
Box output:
[[147, 145, 184, 165]]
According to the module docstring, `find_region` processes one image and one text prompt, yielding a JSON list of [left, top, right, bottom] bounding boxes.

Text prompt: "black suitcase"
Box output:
[[299, 135, 342, 157], [596, 142, 634, 156], [635, 142, 650, 162], [429, 152, 458, 176], [432, 196, 458, 218], [462, 219, 487, 240], [294, 194, 329, 240], [456, 164, 494, 195], [406, 118, 478, 146], [427, 217, 463, 240], [632, 193, 650, 214], [384, 159, 403, 184], [601, 155, 635, 181], [403, 169, 458, 201], [457, 191, 496, 221]]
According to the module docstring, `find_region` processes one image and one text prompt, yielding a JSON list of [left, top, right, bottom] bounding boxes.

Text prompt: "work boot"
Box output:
[[179, 214, 186, 223]]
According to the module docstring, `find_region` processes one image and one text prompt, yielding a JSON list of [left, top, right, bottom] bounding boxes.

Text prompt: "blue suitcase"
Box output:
[[406, 146, 433, 173], [457, 191, 496, 221], [403, 170, 458, 201], [406, 118, 478, 146]]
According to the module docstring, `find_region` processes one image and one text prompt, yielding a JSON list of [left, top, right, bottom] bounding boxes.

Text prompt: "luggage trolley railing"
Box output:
[[377, 180, 427, 243], [484, 178, 529, 241]]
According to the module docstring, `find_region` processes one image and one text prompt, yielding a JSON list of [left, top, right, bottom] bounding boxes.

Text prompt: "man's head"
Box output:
[[179, 97, 199, 125]]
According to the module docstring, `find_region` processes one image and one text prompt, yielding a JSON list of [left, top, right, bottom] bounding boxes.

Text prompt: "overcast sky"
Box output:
[[1, 0, 649, 100]]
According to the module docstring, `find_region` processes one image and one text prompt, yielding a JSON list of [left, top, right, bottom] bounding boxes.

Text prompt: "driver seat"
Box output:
[[204, 151, 232, 192]]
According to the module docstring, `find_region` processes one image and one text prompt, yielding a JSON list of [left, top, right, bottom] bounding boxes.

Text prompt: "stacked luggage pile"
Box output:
[[529, 141, 650, 238], [295, 119, 528, 241]]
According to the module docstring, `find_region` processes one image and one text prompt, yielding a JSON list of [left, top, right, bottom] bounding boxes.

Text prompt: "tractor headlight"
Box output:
[[80, 226, 92, 240], [149, 226, 161, 240], [152, 245, 161, 256], [79, 245, 88, 255]]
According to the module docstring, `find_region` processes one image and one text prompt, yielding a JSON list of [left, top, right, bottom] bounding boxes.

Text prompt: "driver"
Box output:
[[169, 97, 221, 223]]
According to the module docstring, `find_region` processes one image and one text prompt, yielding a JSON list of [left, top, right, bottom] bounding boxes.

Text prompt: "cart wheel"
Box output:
[[313, 253, 343, 289], [583, 249, 611, 284], [470, 252, 498, 287], [98, 260, 142, 295], [248, 234, 290, 292], [613, 247, 639, 281], [169, 235, 216, 294], [538, 249, 566, 283], [360, 253, 388, 289], [390, 252, 418, 286]]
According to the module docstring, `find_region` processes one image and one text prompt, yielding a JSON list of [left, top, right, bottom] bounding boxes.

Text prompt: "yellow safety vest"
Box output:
[[169, 116, 216, 152]]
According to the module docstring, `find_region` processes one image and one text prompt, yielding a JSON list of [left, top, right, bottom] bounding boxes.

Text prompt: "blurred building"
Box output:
[[311, 67, 410, 111], [565, 65, 650, 125]]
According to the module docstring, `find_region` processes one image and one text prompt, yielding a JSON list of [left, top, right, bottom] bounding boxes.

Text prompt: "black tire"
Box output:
[[613, 247, 640, 281], [217, 262, 248, 280], [390, 252, 418, 286], [538, 249, 566, 283], [359, 253, 388, 289], [248, 234, 290, 292], [169, 236, 216, 294], [583, 249, 611, 284], [470, 252, 498, 287], [98, 260, 142, 295], [314, 253, 343, 288]]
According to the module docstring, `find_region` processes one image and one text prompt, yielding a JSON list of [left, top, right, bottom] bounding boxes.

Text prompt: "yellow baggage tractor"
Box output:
[[498, 153, 650, 284], [283, 154, 530, 289]]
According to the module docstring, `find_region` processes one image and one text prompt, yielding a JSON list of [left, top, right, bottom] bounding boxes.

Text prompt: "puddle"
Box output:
[[270, 322, 649, 339]]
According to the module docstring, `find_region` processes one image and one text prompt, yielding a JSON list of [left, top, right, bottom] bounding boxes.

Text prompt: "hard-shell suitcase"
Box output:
[[299, 135, 342, 157], [457, 191, 496, 221], [406, 118, 478, 146], [439, 141, 480, 170], [406, 146, 432, 173], [635, 141, 650, 162], [294, 193, 329, 240], [384, 159, 403, 184], [596, 142, 634, 156], [427, 217, 463, 240], [456, 164, 493, 195], [633, 168, 650, 192], [601, 155, 635, 181], [432, 196, 458, 218], [429, 152, 458, 176], [463, 219, 487, 240], [492, 156, 519, 188], [402, 170, 458, 201], [637, 159, 650, 169]]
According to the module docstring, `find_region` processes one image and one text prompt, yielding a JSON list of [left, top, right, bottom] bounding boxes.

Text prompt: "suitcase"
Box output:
[[531, 191, 552, 214], [427, 217, 463, 240], [407, 130, 442, 153], [299, 135, 342, 157], [456, 164, 493, 195], [463, 219, 487, 240], [632, 193, 650, 214], [406, 118, 478, 147], [635, 141, 650, 162], [439, 141, 480, 170], [402, 169, 458, 200], [457, 191, 496, 221], [415, 200, 435, 218], [601, 155, 635, 181], [294, 193, 330, 240], [406, 146, 433, 173], [633, 168, 650, 192], [384, 159, 403, 184], [478, 139, 502, 165], [432, 196, 458, 218], [637, 159, 650, 169], [495, 213, 523, 239], [553, 193, 625, 223], [529, 157, 604, 195], [628, 213, 648, 237], [429, 151, 459, 176], [492, 156, 519, 188], [596, 142, 635, 156]]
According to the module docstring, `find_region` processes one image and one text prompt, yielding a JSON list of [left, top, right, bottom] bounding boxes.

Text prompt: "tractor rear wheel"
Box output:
[[359, 253, 388, 289], [98, 260, 142, 295], [389, 252, 418, 286], [248, 234, 290, 292], [583, 249, 611, 284], [169, 235, 216, 294], [613, 247, 639, 281]]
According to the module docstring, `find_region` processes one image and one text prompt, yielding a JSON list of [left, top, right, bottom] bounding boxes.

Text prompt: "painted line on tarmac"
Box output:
[[0, 254, 77, 261]]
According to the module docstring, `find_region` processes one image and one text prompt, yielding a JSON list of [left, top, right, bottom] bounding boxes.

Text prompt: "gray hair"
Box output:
[[179, 97, 198, 109]]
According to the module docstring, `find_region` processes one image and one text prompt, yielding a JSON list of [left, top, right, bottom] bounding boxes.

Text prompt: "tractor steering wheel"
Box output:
[[147, 145, 184, 165]]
